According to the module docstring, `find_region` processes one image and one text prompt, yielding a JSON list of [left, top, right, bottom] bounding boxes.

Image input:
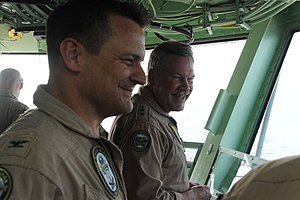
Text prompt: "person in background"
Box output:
[[0, 68, 29, 133], [109, 41, 211, 200], [219, 155, 300, 200], [0, 0, 151, 199]]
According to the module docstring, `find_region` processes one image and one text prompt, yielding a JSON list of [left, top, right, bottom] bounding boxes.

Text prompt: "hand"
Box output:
[[189, 181, 200, 187], [182, 185, 212, 200]]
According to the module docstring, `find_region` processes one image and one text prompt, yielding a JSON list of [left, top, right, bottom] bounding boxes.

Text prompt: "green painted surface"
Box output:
[[190, 2, 300, 194]]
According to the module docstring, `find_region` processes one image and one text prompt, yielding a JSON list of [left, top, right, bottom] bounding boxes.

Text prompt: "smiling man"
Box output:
[[109, 41, 211, 200], [0, 0, 151, 199]]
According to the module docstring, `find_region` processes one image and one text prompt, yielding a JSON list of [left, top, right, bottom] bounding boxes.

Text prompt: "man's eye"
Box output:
[[124, 59, 134, 66], [188, 77, 194, 82]]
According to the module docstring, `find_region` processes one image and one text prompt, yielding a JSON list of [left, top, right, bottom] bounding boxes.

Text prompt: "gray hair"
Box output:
[[148, 41, 194, 73]]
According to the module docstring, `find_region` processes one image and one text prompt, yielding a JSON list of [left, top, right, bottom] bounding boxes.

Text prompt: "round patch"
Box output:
[[92, 146, 119, 198], [131, 130, 151, 152], [0, 168, 12, 200]]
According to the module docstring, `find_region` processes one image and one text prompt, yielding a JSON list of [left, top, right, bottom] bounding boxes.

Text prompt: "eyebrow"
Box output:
[[173, 72, 195, 77], [120, 52, 144, 61]]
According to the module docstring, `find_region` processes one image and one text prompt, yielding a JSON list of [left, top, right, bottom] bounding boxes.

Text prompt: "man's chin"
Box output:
[[106, 102, 133, 118], [120, 102, 134, 114], [172, 105, 185, 112]]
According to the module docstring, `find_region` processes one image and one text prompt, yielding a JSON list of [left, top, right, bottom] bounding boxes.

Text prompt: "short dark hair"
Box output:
[[46, 0, 151, 65], [148, 41, 194, 73]]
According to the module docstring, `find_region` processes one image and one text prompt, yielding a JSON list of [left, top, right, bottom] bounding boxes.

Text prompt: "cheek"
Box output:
[[82, 65, 110, 91], [161, 80, 179, 90], [165, 81, 180, 91]]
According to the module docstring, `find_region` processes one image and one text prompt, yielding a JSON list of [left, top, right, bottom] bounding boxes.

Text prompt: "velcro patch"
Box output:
[[92, 146, 119, 198], [130, 131, 151, 152], [0, 167, 12, 200], [0, 135, 37, 158]]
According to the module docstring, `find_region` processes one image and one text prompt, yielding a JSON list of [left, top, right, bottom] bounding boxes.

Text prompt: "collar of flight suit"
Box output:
[[136, 86, 171, 118], [0, 90, 17, 99], [33, 85, 99, 139], [135, 86, 178, 126]]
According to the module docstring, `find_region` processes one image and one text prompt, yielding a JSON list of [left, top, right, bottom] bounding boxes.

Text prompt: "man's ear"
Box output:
[[148, 69, 155, 86], [59, 38, 82, 72]]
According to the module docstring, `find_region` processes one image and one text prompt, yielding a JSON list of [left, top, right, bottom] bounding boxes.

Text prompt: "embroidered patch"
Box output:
[[0, 168, 12, 200], [130, 130, 151, 152], [0, 135, 37, 158], [92, 146, 119, 198]]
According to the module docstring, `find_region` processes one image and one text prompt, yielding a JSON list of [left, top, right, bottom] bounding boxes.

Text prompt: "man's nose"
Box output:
[[131, 63, 146, 85], [181, 79, 191, 91]]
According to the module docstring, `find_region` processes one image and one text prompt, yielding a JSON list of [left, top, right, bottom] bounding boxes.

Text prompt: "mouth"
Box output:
[[172, 91, 189, 100], [121, 87, 133, 92], [120, 86, 134, 97]]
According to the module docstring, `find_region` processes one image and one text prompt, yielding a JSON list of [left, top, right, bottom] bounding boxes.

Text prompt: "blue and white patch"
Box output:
[[131, 130, 151, 152], [0, 168, 12, 200], [92, 146, 119, 198]]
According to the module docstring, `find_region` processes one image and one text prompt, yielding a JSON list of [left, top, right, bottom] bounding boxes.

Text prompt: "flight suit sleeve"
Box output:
[[0, 165, 63, 200], [118, 122, 184, 200]]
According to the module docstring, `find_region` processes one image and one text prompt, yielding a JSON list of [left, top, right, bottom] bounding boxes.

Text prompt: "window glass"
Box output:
[[0, 40, 246, 162], [0, 54, 48, 109], [251, 31, 300, 161]]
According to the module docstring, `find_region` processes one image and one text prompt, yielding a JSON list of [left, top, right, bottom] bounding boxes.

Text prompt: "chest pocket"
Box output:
[[84, 184, 123, 200]]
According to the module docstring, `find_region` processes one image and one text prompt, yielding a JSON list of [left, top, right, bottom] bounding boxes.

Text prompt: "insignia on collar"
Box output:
[[131, 130, 151, 152], [92, 146, 119, 198], [0, 168, 12, 200], [8, 140, 29, 148], [0, 135, 37, 158]]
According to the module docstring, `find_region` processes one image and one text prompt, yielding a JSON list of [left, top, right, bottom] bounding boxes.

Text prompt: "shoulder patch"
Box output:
[[0, 167, 12, 200], [131, 130, 151, 152], [91, 146, 119, 198]]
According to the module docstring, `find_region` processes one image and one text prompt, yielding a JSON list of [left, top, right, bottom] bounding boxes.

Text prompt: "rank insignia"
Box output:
[[131, 130, 151, 152], [0, 168, 12, 200], [92, 146, 119, 198]]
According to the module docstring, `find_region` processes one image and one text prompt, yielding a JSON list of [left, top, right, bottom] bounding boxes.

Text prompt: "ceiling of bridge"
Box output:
[[145, 0, 296, 47], [0, 0, 296, 53]]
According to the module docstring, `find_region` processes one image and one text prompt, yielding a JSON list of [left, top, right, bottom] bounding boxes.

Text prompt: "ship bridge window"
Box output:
[[0, 40, 246, 164], [0, 54, 48, 109], [250, 31, 300, 161]]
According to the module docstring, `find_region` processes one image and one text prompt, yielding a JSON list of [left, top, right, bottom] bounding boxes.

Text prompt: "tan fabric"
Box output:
[[0, 85, 127, 200], [222, 155, 300, 200], [110, 86, 189, 200], [0, 90, 28, 133]]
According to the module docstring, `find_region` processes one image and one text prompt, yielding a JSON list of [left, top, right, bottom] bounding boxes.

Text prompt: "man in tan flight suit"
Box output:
[[0, 0, 151, 199], [220, 155, 300, 200], [110, 41, 211, 200], [0, 68, 28, 133]]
